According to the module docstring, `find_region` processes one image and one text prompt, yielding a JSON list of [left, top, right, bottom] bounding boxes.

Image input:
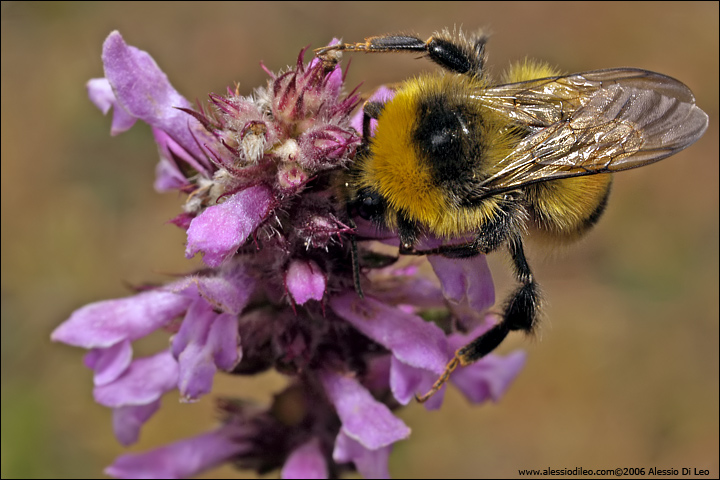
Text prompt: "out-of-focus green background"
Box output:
[[2, 2, 718, 478]]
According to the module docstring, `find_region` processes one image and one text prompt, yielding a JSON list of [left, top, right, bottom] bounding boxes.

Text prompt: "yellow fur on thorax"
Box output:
[[359, 78, 446, 226]]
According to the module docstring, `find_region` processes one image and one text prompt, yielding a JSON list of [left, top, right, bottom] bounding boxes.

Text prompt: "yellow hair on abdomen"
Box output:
[[359, 77, 447, 226], [527, 174, 612, 242], [426, 199, 504, 237]]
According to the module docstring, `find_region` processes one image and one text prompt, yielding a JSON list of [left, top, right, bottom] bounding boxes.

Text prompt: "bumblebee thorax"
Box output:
[[359, 75, 486, 228]]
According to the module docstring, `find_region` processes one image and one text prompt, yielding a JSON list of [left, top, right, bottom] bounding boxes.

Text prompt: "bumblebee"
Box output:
[[316, 30, 708, 401]]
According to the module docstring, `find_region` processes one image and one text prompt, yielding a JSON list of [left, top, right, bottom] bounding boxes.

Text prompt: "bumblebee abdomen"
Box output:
[[525, 174, 612, 241]]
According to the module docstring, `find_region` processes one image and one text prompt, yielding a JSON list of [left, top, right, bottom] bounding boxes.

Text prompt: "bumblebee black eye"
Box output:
[[353, 188, 386, 222]]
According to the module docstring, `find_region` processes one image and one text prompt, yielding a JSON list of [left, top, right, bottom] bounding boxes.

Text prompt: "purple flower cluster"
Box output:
[[52, 31, 526, 479]]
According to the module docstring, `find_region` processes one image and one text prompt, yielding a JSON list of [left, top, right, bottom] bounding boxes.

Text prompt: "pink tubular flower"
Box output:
[[285, 259, 327, 305], [52, 263, 253, 442], [281, 438, 328, 479], [333, 431, 393, 479], [87, 31, 360, 267], [320, 370, 411, 450], [105, 422, 251, 479], [56, 31, 528, 479]]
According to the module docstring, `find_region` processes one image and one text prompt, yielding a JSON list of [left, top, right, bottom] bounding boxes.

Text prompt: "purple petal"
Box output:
[[445, 320, 526, 403], [51, 290, 192, 349], [428, 254, 494, 311], [154, 156, 189, 192], [171, 264, 255, 315], [388, 355, 423, 405], [320, 370, 410, 450], [152, 127, 212, 192], [281, 438, 328, 479], [101, 31, 214, 161], [428, 254, 495, 328], [170, 298, 210, 358], [318, 39, 343, 98], [87, 77, 137, 134], [209, 313, 241, 370], [172, 299, 219, 400], [94, 350, 178, 408], [113, 399, 161, 446], [185, 185, 274, 267], [333, 431, 391, 479], [323, 64, 343, 100], [172, 299, 240, 401], [84, 339, 133, 386], [415, 371, 446, 411], [105, 423, 250, 479], [87, 78, 115, 114], [285, 259, 326, 305], [369, 275, 446, 310], [330, 292, 447, 374], [168, 212, 194, 230], [451, 350, 527, 404]]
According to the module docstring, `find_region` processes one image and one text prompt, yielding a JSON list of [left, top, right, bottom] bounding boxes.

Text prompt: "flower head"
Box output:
[[56, 31, 527, 478]]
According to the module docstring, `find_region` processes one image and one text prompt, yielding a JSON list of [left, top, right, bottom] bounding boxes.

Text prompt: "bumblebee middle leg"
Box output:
[[316, 30, 488, 76], [458, 235, 539, 358]]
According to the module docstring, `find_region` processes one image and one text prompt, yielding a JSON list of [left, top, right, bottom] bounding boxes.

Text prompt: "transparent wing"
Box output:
[[472, 69, 708, 195]]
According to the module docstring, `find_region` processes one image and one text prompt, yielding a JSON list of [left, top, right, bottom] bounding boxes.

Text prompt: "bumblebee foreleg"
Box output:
[[316, 30, 488, 76]]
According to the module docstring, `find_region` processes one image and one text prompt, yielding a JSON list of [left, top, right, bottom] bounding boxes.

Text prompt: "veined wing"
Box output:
[[472, 69, 708, 195]]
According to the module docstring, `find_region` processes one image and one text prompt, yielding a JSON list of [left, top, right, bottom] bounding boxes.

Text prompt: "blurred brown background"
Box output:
[[1, 2, 717, 478]]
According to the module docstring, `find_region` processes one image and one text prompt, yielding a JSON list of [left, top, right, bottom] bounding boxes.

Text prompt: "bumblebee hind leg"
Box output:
[[458, 236, 539, 360], [416, 235, 540, 402]]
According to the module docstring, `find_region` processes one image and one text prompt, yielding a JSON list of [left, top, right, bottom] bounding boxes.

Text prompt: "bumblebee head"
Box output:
[[349, 187, 388, 225]]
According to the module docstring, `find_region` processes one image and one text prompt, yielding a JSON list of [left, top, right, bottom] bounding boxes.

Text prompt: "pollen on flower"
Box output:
[[277, 163, 309, 191], [274, 138, 300, 163], [240, 122, 267, 164]]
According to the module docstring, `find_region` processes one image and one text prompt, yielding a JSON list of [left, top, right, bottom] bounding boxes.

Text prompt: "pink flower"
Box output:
[[56, 31, 527, 479]]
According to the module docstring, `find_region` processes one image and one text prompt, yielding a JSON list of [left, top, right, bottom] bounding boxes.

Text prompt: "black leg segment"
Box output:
[[362, 101, 384, 143], [416, 236, 540, 402], [458, 236, 539, 365]]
